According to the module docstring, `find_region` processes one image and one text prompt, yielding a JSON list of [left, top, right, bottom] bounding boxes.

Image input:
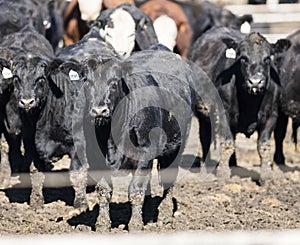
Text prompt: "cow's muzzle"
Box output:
[[18, 98, 36, 111], [90, 105, 110, 118], [247, 77, 265, 95]]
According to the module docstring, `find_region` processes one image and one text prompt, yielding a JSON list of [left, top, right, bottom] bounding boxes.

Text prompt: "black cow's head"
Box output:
[[82, 57, 128, 126], [11, 53, 50, 111], [219, 33, 291, 95]]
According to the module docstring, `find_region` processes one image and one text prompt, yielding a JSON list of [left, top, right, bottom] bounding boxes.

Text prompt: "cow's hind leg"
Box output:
[[273, 112, 288, 165], [157, 152, 180, 227]]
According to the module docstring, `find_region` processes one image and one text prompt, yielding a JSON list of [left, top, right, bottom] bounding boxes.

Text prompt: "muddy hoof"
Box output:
[[128, 215, 144, 231], [216, 166, 231, 180], [30, 192, 44, 209]]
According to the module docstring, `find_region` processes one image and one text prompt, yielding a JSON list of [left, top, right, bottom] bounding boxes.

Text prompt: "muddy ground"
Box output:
[[0, 118, 299, 234]]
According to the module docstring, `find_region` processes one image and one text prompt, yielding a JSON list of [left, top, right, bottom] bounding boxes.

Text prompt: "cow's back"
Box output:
[[0, 0, 44, 37], [189, 26, 245, 84]]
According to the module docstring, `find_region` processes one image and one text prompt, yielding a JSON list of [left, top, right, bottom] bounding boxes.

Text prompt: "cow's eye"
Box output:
[[264, 57, 271, 64], [111, 83, 117, 90], [36, 77, 45, 84], [13, 76, 20, 84], [240, 56, 249, 63], [128, 32, 135, 37]]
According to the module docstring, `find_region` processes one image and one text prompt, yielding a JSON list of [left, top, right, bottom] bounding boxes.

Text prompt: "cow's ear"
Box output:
[[120, 78, 130, 95], [0, 59, 13, 80], [239, 14, 253, 24], [239, 15, 252, 34], [47, 59, 64, 98], [215, 61, 240, 86], [270, 65, 281, 86], [59, 62, 85, 81], [47, 59, 64, 74], [135, 17, 159, 50], [272, 39, 291, 54], [222, 38, 238, 50]]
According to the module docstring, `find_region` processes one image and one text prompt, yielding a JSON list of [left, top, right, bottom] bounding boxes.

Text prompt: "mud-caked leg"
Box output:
[[258, 141, 273, 183], [216, 141, 234, 179], [157, 187, 175, 227], [29, 162, 45, 209], [0, 142, 12, 188], [69, 164, 88, 211], [128, 166, 151, 231], [157, 154, 179, 226], [95, 178, 112, 232]]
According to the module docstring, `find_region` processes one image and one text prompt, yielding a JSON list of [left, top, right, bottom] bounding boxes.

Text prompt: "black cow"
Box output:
[[274, 30, 300, 165], [0, 25, 56, 174], [0, 0, 45, 38], [3, 26, 57, 207], [171, 0, 253, 44], [76, 46, 194, 230], [0, 50, 23, 173], [8, 24, 119, 209], [189, 27, 291, 181], [40, 0, 64, 53]]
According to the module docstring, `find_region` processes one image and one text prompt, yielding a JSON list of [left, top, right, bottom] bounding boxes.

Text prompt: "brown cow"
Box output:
[[63, 0, 134, 46], [140, 0, 192, 58]]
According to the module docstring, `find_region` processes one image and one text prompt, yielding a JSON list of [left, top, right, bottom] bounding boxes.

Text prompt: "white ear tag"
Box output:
[[2, 67, 13, 79], [240, 21, 251, 34], [69, 69, 80, 81], [225, 48, 236, 59], [99, 28, 106, 39]]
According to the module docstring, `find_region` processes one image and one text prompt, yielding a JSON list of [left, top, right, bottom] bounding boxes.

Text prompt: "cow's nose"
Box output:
[[19, 98, 36, 110], [248, 78, 264, 86], [90, 106, 110, 117], [118, 51, 127, 58]]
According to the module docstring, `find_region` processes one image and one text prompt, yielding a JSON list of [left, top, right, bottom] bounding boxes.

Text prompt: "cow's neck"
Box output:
[[235, 78, 265, 137]]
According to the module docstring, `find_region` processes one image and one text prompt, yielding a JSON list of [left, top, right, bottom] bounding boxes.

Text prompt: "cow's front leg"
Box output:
[[29, 161, 45, 209], [217, 140, 235, 179], [95, 178, 112, 232], [258, 116, 277, 183], [69, 154, 88, 212], [128, 164, 151, 231]]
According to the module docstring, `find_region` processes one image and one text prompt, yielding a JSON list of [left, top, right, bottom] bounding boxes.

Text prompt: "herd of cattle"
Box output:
[[0, 0, 299, 231]]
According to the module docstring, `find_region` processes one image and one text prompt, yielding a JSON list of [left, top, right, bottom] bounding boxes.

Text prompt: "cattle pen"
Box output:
[[0, 0, 300, 243]]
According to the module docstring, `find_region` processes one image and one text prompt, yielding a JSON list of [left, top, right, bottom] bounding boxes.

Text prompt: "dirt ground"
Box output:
[[0, 118, 299, 234]]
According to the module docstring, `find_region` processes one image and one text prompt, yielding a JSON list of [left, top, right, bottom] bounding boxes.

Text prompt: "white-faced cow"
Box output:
[[93, 3, 158, 58], [274, 30, 300, 165], [189, 26, 291, 182], [140, 0, 192, 58], [76, 46, 194, 231], [63, 0, 134, 46]]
